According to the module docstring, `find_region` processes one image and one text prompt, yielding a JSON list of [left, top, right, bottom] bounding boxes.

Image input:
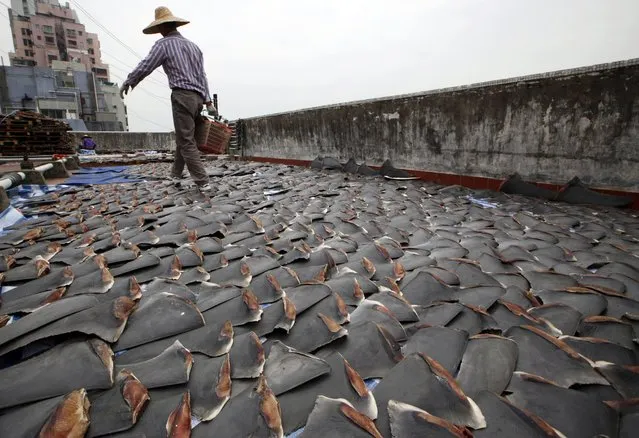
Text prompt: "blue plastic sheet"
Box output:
[[73, 166, 128, 174], [6, 184, 73, 209], [49, 166, 146, 185], [8, 184, 68, 199], [0, 206, 26, 236], [64, 167, 146, 185], [467, 195, 499, 209]]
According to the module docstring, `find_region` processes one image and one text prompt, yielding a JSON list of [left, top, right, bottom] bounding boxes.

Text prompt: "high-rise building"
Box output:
[[1, 1, 128, 131], [8, 0, 109, 82]]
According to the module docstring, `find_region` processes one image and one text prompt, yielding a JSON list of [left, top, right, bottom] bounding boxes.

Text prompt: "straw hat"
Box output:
[[143, 7, 189, 34]]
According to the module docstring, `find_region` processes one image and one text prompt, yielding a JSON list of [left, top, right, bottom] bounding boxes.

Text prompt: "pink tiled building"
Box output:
[[8, 0, 110, 82]]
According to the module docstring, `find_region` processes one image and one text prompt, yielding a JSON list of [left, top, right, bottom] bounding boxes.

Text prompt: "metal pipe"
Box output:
[[92, 72, 100, 115], [34, 163, 54, 173], [0, 156, 53, 162], [0, 172, 26, 190], [0, 156, 77, 163]]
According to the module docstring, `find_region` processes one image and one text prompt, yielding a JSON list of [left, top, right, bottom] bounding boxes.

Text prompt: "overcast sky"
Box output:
[[1, 0, 639, 132]]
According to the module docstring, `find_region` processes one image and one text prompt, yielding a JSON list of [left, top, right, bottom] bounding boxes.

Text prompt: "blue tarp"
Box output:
[[0, 184, 73, 234], [6, 184, 73, 210], [64, 166, 146, 185], [0, 206, 26, 237], [73, 166, 129, 174], [468, 195, 499, 209]]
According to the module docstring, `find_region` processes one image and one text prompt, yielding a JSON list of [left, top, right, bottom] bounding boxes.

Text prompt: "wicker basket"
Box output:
[[197, 116, 232, 155]]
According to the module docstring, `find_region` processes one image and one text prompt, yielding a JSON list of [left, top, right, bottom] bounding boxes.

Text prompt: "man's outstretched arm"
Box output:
[[120, 42, 166, 98]]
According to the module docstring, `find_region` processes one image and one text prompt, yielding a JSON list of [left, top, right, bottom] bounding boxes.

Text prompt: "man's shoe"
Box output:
[[197, 183, 213, 193]]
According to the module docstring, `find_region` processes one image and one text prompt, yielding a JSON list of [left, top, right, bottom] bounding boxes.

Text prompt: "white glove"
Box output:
[[205, 102, 218, 117]]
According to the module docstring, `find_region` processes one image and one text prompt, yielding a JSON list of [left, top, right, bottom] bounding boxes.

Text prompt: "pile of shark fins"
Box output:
[[0, 160, 636, 437], [500, 173, 634, 208]]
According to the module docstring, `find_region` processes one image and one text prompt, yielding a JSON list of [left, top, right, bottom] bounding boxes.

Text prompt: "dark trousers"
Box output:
[[170, 89, 209, 186]]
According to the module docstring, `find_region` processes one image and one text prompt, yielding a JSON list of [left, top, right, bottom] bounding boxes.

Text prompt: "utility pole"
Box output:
[[92, 70, 99, 117]]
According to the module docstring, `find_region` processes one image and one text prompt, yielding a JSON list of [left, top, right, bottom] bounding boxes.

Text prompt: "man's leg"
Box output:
[[171, 147, 185, 179], [171, 90, 209, 187], [170, 92, 186, 179], [194, 113, 206, 157]]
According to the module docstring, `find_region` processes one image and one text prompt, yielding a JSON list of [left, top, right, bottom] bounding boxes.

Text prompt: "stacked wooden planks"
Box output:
[[0, 111, 76, 155]]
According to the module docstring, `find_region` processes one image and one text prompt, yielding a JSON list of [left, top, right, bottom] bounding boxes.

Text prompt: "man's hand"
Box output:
[[205, 102, 218, 117], [119, 84, 131, 99]]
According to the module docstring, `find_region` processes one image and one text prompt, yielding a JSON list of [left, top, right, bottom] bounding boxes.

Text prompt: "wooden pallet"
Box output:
[[0, 111, 75, 155]]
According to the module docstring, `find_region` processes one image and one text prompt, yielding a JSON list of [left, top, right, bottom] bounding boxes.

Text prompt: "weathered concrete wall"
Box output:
[[242, 59, 639, 191], [71, 131, 175, 153]]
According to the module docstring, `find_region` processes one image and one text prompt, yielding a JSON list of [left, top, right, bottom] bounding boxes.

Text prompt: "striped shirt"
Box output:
[[124, 31, 211, 101]]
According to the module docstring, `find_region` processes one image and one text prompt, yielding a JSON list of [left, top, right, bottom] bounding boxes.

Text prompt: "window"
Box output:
[[88, 48, 94, 55], [23, 38, 29, 46], [91, 57, 95, 64], [43, 25, 53, 34], [92, 67, 107, 76], [37, 35, 42, 40], [86, 38, 93, 45], [66, 29, 77, 37], [48, 54, 58, 63], [68, 39, 77, 47], [55, 71, 75, 88], [41, 109, 66, 119], [78, 31, 83, 36], [25, 49, 34, 57], [45, 36, 55, 45]]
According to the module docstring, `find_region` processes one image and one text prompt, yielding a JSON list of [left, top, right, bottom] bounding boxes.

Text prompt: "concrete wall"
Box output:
[[242, 59, 639, 192], [71, 131, 175, 152]]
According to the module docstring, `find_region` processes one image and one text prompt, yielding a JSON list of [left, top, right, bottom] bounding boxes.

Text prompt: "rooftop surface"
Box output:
[[0, 160, 638, 437]]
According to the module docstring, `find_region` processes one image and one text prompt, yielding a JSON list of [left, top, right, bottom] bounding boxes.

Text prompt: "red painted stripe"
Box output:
[[246, 156, 310, 167], [242, 156, 639, 210]]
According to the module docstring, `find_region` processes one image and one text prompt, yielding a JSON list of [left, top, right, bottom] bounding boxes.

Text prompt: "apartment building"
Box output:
[[2, 1, 128, 131], [8, 0, 109, 82]]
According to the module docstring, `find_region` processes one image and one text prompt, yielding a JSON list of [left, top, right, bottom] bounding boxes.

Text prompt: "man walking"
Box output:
[[120, 6, 215, 192]]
